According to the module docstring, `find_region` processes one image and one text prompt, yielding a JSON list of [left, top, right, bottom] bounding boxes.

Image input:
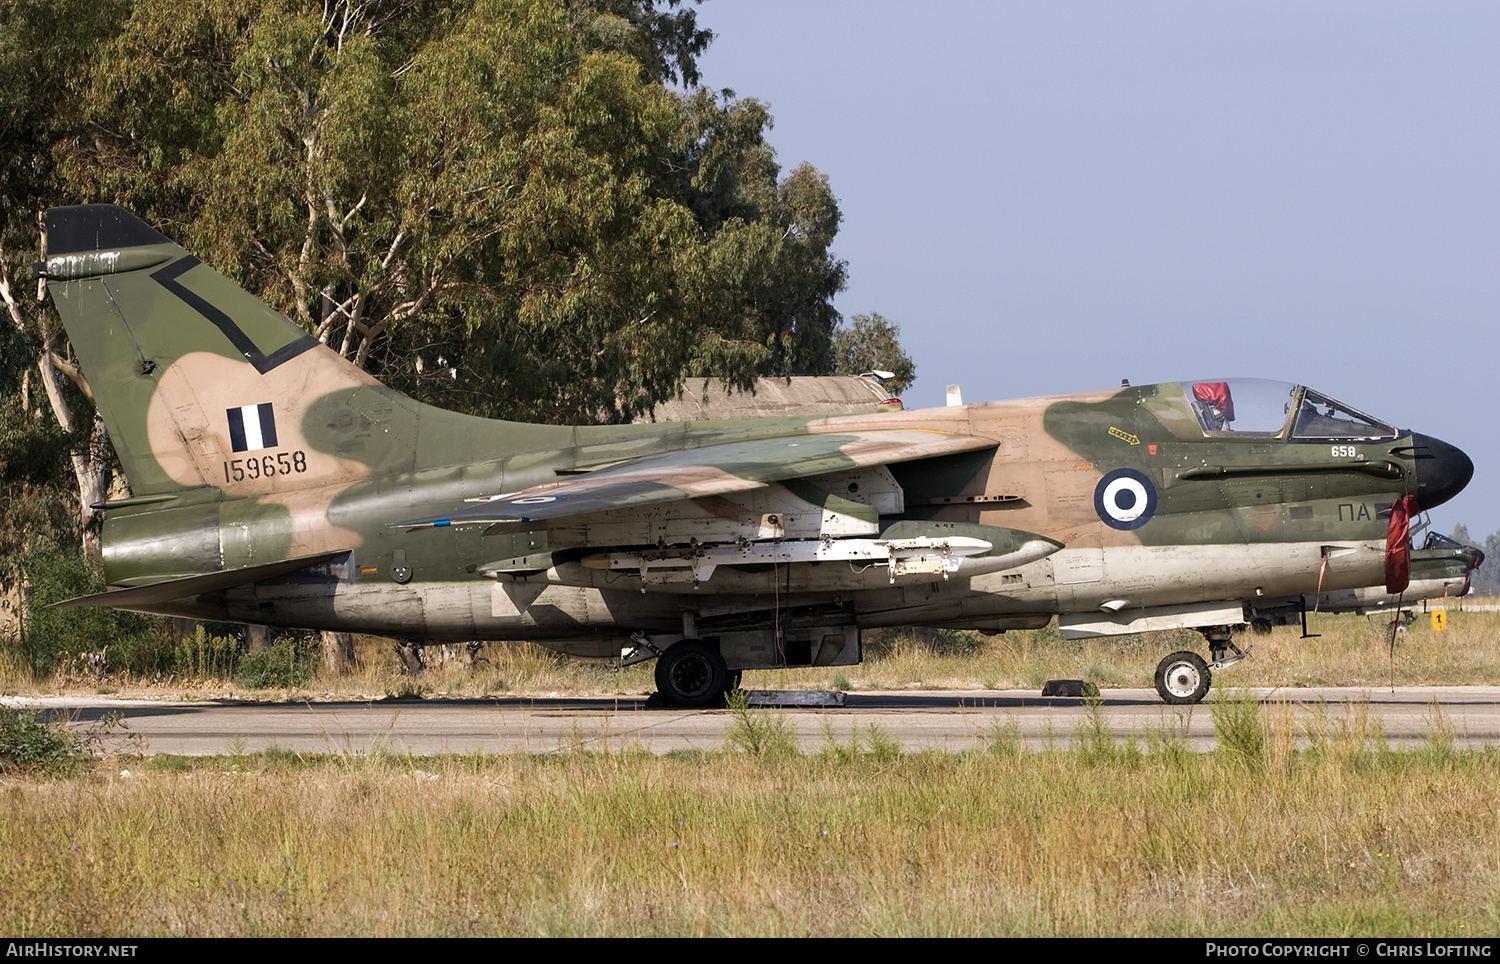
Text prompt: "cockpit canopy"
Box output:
[[1179, 379, 1396, 440]]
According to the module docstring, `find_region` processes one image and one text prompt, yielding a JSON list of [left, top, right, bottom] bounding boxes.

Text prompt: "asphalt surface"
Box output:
[[7, 686, 1499, 756]]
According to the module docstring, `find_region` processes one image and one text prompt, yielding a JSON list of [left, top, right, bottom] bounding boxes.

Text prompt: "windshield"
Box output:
[[1289, 389, 1396, 440], [1422, 532, 1467, 551], [1179, 380, 1397, 441]]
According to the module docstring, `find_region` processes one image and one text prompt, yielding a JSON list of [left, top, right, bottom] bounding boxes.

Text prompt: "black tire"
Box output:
[[654, 639, 729, 707], [1154, 651, 1211, 704], [1250, 618, 1273, 636]]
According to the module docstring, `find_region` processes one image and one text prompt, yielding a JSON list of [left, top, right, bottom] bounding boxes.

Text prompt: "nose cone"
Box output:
[[1411, 433, 1474, 511]]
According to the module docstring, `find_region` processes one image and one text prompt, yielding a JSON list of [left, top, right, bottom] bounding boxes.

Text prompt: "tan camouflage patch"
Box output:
[[145, 349, 379, 494]]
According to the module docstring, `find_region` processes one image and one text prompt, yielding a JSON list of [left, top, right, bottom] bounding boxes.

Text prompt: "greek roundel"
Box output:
[[1093, 468, 1157, 530]]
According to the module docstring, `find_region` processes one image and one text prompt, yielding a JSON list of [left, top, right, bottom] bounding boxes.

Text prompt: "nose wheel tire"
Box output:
[[654, 639, 729, 707], [1155, 651, 1211, 704]]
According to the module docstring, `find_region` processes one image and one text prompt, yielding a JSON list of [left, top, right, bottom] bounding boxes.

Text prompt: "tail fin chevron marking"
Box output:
[[150, 257, 318, 373]]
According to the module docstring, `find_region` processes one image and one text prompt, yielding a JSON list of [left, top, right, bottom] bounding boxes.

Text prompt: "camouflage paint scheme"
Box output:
[[1246, 533, 1484, 629], [43, 206, 1475, 703]]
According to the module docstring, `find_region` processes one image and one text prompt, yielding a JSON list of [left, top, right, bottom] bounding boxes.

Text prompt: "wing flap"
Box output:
[[398, 429, 996, 527]]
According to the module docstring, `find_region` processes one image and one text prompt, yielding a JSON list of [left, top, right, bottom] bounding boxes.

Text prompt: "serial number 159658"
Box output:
[[224, 450, 307, 482]]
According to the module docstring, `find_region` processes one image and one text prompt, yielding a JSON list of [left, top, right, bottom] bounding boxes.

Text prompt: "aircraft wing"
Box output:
[[51, 550, 352, 609], [398, 429, 996, 527]]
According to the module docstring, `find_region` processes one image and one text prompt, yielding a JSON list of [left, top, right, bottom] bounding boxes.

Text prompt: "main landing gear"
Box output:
[[653, 639, 731, 708], [627, 613, 746, 708], [1152, 625, 1252, 705]]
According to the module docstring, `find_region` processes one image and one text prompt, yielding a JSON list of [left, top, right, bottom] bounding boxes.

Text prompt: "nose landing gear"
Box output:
[[1152, 625, 1252, 704], [1155, 651, 1210, 704]]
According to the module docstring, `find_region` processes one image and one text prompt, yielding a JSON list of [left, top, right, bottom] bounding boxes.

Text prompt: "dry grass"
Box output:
[[4, 609, 1498, 937], [2, 602, 1496, 701], [1, 718, 1497, 937]]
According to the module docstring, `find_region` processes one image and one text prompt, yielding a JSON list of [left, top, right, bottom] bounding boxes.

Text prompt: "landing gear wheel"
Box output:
[[1155, 651, 1211, 705], [654, 639, 729, 708]]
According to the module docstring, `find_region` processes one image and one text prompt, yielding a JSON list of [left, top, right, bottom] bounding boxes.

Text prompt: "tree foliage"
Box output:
[[0, 0, 915, 666], [4, 0, 862, 427], [831, 311, 916, 395]]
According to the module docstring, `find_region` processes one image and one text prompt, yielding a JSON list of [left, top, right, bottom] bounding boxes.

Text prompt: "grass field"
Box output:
[[0, 702, 1496, 937], [5, 602, 1494, 703], [2, 604, 1497, 937]]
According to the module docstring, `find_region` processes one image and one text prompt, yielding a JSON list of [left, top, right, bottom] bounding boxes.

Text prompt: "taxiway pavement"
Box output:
[[7, 686, 1496, 756]]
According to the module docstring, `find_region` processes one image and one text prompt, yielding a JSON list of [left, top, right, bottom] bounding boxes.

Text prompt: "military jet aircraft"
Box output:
[[41, 205, 1474, 705], [1241, 530, 1485, 631]]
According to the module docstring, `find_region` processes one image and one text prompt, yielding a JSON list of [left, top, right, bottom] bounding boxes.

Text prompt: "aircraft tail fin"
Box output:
[[44, 204, 395, 497]]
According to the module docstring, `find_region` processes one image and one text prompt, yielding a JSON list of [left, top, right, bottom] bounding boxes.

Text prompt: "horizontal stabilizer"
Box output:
[[397, 429, 997, 527], [50, 550, 351, 610]]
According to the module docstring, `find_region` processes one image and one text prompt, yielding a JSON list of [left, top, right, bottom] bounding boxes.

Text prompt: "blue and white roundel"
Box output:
[[1093, 468, 1157, 530]]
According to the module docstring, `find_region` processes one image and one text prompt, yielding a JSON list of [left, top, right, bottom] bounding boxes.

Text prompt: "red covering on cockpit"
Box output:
[[1192, 382, 1235, 421]]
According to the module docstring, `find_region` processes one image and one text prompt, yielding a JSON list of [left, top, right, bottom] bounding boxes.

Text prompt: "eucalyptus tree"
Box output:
[[0, 0, 872, 667], [831, 312, 917, 396]]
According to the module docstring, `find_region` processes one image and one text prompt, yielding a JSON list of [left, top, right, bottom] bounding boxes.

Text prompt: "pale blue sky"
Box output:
[[697, 1, 1498, 539]]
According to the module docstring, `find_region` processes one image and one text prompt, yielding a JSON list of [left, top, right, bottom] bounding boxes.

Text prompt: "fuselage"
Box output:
[[98, 378, 1471, 657]]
